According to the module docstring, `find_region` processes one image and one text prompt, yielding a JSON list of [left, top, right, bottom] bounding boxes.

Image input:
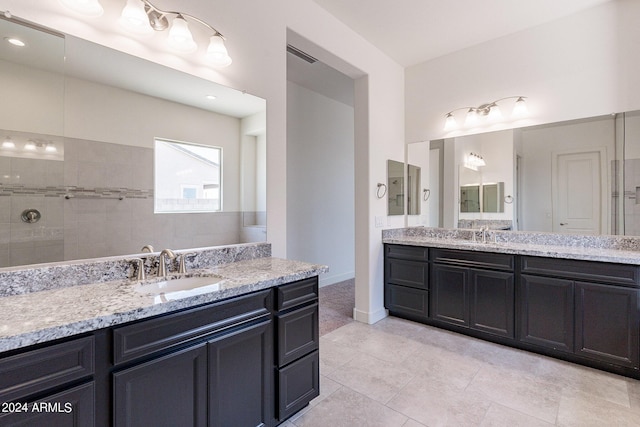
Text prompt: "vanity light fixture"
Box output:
[[24, 140, 36, 151], [120, 0, 231, 66], [464, 152, 486, 171], [59, 0, 232, 67], [45, 143, 58, 153], [444, 96, 528, 131], [58, 0, 104, 17], [2, 136, 15, 149]]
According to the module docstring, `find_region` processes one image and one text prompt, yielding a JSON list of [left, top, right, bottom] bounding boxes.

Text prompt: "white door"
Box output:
[[552, 150, 603, 234]]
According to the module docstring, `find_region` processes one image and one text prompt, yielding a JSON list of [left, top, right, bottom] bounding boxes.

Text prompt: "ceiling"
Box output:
[[311, 0, 613, 67]]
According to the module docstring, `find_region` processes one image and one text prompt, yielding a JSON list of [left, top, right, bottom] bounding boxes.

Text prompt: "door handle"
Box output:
[[560, 222, 568, 226]]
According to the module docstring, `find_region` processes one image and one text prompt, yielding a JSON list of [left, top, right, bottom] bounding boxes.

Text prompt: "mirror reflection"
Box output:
[[0, 16, 266, 268], [407, 164, 421, 215], [409, 110, 640, 235], [387, 160, 404, 215]]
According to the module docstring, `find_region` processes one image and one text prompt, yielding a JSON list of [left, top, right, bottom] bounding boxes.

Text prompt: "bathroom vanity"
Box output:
[[0, 243, 325, 426], [383, 228, 640, 379]]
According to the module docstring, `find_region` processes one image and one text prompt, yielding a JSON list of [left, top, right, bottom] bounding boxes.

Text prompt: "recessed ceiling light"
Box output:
[[206, 95, 217, 100], [4, 37, 26, 47]]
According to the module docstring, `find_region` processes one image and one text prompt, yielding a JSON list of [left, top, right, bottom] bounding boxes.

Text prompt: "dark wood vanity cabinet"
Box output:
[[384, 244, 640, 378], [0, 277, 321, 427], [0, 336, 95, 427], [274, 277, 320, 422], [430, 249, 515, 338], [520, 256, 640, 369], [384, 244, 429, 320]]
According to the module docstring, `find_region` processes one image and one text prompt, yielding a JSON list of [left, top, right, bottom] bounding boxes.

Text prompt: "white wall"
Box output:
[[405, 0, 640, 144], [287, 81, 354, 287], [0, 59, 64, 135], [6, 0, 405, 324]]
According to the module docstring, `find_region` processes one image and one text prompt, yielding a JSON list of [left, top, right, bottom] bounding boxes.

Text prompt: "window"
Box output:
[[154, 139, 222, 213]]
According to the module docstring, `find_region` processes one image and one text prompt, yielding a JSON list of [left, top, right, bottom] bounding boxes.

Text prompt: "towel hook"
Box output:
[[376, 183, 387, 199]]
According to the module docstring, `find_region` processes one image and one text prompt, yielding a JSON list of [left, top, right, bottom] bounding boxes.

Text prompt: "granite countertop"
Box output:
[[0, 257, 328, 353], [383, 228, 640, 265]]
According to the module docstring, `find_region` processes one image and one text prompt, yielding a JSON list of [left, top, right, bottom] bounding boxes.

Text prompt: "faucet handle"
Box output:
[[127, 258, 146, 281], [178, 253, 195, 274]]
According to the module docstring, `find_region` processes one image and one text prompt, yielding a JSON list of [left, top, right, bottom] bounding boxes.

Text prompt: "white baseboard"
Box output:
[[319, 271, 355, 287], [352, 306, 388, 324]]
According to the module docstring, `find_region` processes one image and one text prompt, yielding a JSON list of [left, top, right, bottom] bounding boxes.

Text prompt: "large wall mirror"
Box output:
[[0, 16, 267, 268], [408, 110, 640, 236]]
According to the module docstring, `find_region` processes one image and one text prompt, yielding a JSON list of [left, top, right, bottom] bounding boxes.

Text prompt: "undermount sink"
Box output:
[[133, 275, 224, 298]]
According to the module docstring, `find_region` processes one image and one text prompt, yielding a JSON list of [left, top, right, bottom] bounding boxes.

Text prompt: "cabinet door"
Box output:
[[208, 319, 273, 427], [431, 264, 469, 327], [575, 282, 640, 369], [470, 269, 515, 338], [113, 344, 207, 427], [520, 275, 574, 352], [0, 382, 94, 427]]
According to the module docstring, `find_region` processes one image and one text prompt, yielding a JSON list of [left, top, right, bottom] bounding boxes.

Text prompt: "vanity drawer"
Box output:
[[0, 336, 94, 402], [277, 350, 320, 421], [431, 248, 514, 271], [520, 256, 639, 287], [277, 303, 319, 366], [113, 290, 271, 365], [275, 277, 318, 311], [386, 244, 429, 261]]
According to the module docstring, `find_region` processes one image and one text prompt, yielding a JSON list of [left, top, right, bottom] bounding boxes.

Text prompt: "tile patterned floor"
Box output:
[[283, 281, 640, 427]]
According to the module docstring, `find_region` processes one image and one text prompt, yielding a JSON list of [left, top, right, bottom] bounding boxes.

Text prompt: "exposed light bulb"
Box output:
[[24, 141, 36, 151], [206, 35, 232, 67], [167, 15, 197, 53], [119, 0, 153, 34], [2, 137, 15, 149], [59, 0, 104, 17], [444, 113, 457, 131], [512, 97, 528, 117]]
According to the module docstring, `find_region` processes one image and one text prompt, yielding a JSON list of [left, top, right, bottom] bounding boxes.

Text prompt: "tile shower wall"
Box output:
[[0, 137, 243, 267]]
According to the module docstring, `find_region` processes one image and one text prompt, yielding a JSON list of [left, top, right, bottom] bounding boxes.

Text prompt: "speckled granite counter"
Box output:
[[0, 243, 327, 353], [383, 227, 640, 265]]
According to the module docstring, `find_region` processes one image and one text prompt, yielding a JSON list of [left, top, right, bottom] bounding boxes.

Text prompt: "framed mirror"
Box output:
[[482, 182, 504, 213], [387, 159, 404, 215], [0, 16, 267, 268], [460, 185, 481, 213]]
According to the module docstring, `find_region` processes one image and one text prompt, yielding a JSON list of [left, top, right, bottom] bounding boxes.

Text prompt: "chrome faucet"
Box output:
[[141, 244, 154, 253], [158, 248, 176, 277]]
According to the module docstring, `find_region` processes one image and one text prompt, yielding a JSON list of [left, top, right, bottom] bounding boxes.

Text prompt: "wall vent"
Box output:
[[286, 44, 317, 64]]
